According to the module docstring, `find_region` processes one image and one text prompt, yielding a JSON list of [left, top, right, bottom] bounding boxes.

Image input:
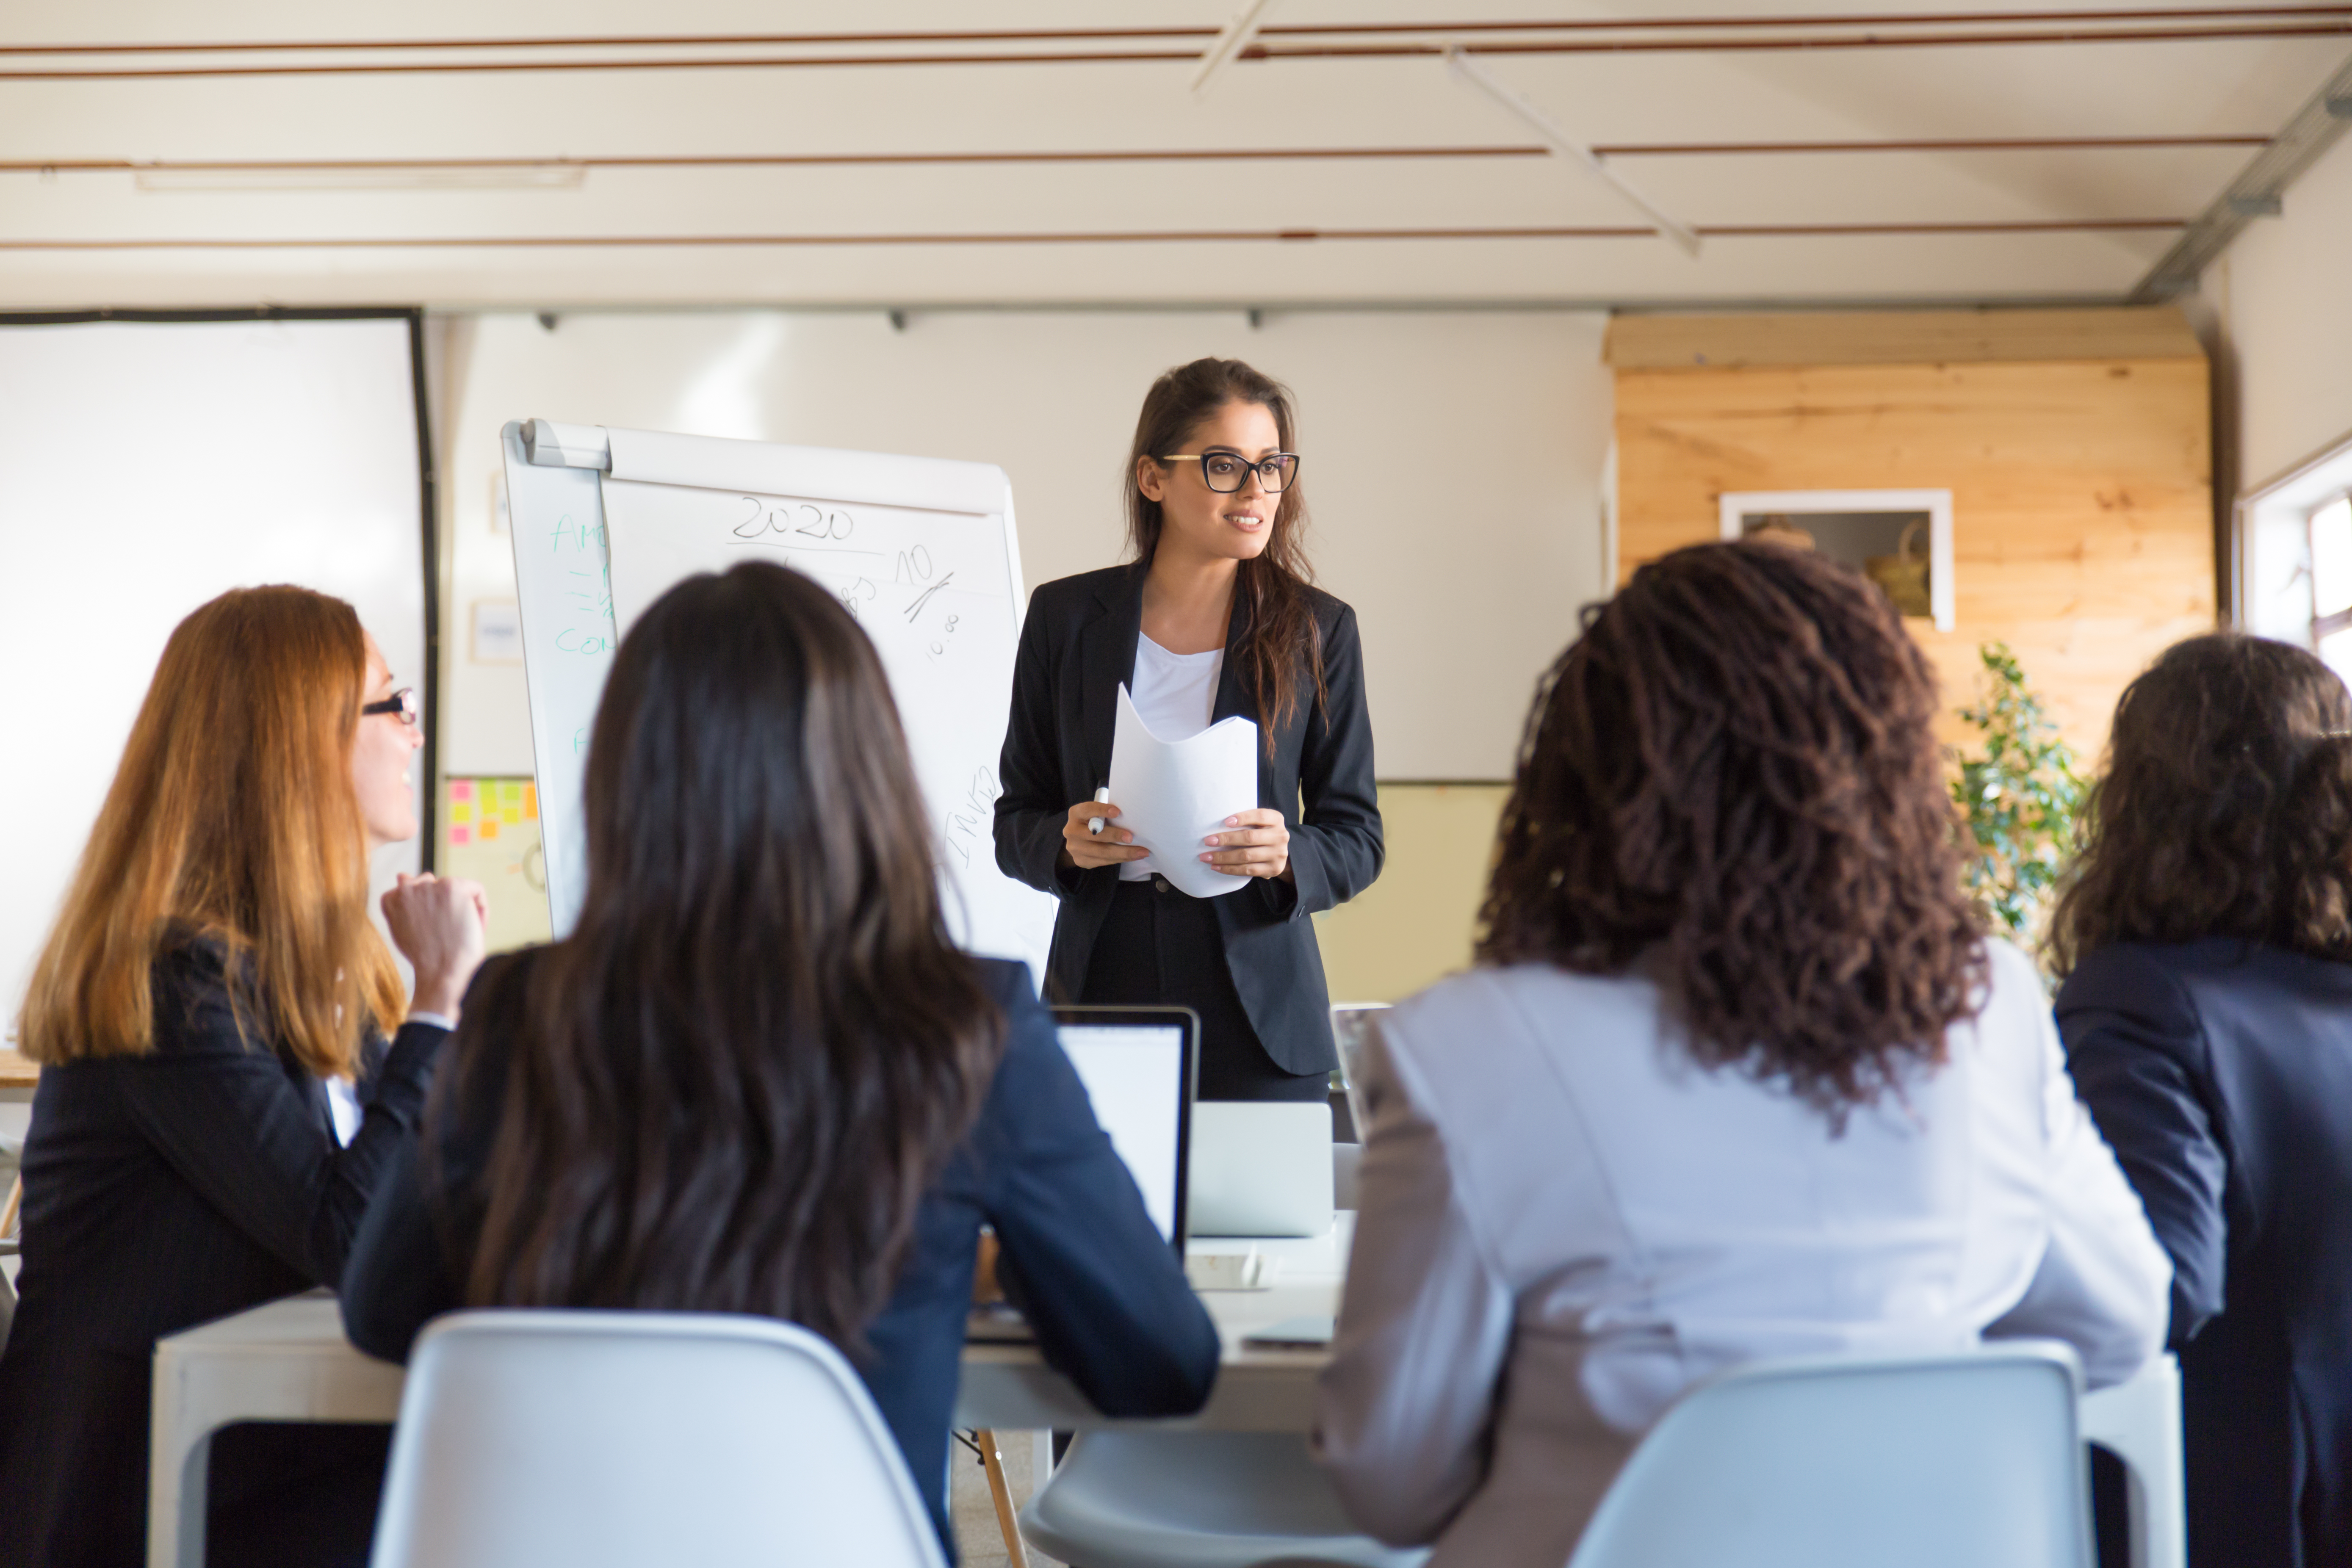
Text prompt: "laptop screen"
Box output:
[[1053, 1007, 1196, 1253]]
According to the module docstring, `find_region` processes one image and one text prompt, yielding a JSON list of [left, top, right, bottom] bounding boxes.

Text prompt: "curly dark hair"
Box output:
[[2046, 632, 2352, 975], [1477, 540, 1986, 1114]]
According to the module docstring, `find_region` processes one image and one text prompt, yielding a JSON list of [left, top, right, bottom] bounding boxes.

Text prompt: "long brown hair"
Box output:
[[1478, 541, 1985, 1114], [18, 586, 403, 1075], [1125, 357, 1325, 744], [455, 561, 1006, 1351], [2047, 633, 2352, 974]]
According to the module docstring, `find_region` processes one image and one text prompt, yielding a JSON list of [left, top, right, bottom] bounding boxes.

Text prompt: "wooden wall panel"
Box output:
[[1605, 307, 2205, 370], [1613, 355, 2213, 758]]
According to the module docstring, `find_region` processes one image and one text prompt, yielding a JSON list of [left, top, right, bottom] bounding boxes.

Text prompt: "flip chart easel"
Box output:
[[500, 419, 1055, 980]]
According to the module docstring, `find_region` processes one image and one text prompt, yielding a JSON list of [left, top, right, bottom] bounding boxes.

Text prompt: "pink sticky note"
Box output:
[[450, 780, 475, 801], [450, 826, 473, 846]]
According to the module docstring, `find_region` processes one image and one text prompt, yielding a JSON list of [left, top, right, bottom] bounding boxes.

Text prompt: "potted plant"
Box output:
[[1951, 642, 2084, 946]]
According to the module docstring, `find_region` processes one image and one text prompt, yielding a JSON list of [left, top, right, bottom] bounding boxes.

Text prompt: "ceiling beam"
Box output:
[[1193, 0, 1278, 92], [0, 219, 2186, 251], [4, 17, 2346, 79], [1446, 48, 1702, 257], [2131, 50, 2352, 299], [5, 8, 2344, 56], [0, 137, 2269, 178]]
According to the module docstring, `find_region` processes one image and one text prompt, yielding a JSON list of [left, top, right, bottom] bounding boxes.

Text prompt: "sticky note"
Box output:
[[450, 780, 475, 802], [481, 819, 500, 841], [501, 802, 522, 824], [451, 802, 473, 825], [450, 826, 472, 846], [523, 783, 538, 819]]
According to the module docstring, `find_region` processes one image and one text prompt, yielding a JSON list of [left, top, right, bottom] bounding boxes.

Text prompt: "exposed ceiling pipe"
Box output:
[[2131, 50, 2352, 300], [1193, 0, 1277, 93], [1444, 47, 1702, 257]]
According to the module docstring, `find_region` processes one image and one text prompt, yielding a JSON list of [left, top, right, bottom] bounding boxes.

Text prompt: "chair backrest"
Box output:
[[370, 1310, 947, 1568], [1566, 1341, 2092, 1568]]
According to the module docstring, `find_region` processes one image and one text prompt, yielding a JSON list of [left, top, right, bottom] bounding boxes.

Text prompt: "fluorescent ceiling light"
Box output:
[[133, 164, 587, 193]]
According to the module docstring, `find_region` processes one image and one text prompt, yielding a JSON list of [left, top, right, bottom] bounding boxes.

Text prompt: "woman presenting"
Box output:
[[996, 357, 1382, 1101]]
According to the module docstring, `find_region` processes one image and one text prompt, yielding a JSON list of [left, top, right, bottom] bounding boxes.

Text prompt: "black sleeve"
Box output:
[[1275, 602, 1384, 920], [2055, 948, 2230, 1347], [976, 975, 1220, 1415], [114, 948, 448, 1287], [339, 1132, 462, 1362], [996, 585, 1079, 897]]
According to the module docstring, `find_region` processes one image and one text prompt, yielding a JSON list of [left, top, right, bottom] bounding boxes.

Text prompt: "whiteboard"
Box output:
[[501, 420, 1055, 980], [0, 314, 428, 1038]]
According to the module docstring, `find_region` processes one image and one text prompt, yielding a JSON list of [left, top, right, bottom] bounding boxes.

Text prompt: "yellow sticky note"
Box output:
[[450, 802, 473, 825]]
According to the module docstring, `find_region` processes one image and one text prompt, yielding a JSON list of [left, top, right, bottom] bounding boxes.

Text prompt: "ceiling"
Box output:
[[1, 0, 2347, 310]]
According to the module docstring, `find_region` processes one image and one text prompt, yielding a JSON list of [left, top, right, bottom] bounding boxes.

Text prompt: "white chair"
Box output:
[[1567, 1341, 2092, 1568], [2081, 1353, 2187, 1568], [1019, 1430, 1426, 1568], [370, 1310, 946, 1568]]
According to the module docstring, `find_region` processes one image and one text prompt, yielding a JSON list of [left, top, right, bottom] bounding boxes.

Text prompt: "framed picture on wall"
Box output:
[[1718, 489, 1955, 633]]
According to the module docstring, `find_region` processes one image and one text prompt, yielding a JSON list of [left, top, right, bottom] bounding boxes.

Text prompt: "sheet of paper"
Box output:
[[1107, 684, 1259, 899]]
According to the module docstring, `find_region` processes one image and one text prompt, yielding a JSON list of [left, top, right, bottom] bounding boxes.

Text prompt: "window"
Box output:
[[2312, 495, 2352, 682]]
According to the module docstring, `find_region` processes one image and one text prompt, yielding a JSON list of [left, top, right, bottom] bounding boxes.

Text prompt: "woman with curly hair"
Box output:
[[1314, 540, 2167, 1567], [2052, 633, 2352, 1568]]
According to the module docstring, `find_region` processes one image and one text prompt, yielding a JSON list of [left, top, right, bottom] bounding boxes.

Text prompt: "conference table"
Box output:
[[147, 1224, 1350, 1568], [146, 1214, 2182, 1568]]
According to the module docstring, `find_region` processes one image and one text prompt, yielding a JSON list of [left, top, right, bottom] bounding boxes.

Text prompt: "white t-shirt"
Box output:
[[1121, 632, 1225, 882]]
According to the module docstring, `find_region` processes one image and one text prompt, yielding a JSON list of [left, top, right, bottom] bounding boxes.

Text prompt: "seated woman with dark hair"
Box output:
[[1314, 541, 2169, 1568], [341, 560, 1218, 1557], [2050, 633, 2352, 1568]]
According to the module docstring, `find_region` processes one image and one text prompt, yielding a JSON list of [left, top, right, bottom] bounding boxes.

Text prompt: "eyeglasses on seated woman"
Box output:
[[0, 584, 488, 1568], [340, 559, 1218, 1557]]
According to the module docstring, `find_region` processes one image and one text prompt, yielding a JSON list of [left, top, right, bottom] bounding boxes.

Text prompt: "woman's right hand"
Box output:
[[381, 872, 490, 1022], [1060, 798, 1150, 871]]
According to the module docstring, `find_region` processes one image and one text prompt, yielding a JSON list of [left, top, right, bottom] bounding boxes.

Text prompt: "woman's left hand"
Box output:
[[1202, 810, 1292, 882]]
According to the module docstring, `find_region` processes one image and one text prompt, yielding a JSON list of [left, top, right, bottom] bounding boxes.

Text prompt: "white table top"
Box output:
[[153, 1214, 1356, 1434]]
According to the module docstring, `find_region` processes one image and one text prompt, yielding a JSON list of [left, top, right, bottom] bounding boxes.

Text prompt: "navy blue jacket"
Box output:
[[2057, 939, 2352, 1568], [994, 564, 1384, 1075], [340, 949, 1218, 1557], [0, 937, 445, 1568]]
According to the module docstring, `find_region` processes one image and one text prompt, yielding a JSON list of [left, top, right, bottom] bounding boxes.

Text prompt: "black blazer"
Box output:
[[994, 564, 1384, 1075], [340, 948, 1218, 1558], [2057, 939, 2352, 1568], [0, 936, 446, 1568]]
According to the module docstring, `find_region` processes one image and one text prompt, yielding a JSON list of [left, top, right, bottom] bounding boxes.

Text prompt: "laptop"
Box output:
[[1187, 1102, 1335, 1238], [1049, 1005, 1198, 1254]]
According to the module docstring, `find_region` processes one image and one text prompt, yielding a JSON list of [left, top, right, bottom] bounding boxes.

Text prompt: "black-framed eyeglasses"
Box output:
[[1156, 451, 1301, 495], [361, 687, 419, 728]]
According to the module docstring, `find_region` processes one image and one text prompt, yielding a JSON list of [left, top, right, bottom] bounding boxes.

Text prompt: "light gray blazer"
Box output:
[[1313, 940, 2169, 1568]]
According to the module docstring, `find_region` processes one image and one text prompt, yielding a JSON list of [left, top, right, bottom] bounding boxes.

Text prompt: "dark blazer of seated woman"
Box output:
[[338, 560, 1218, 1559], [344, 949, 1218, 1551], [0, 586, 487, 1568], [2049, 632, 2352, 1568]]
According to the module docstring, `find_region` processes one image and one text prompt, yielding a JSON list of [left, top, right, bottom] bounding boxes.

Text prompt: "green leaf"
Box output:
[[1951, 640, 2079, 973]]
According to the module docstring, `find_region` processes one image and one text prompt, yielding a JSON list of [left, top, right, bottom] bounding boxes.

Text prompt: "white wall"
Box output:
[[432, 309, 1613, 783], [2207, 131, 2352, 493], [0, 317, 427, 1035]]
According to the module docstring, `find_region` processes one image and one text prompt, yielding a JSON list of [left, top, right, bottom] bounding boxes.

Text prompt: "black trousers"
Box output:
[[1080, 877, 1327, 1103]]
